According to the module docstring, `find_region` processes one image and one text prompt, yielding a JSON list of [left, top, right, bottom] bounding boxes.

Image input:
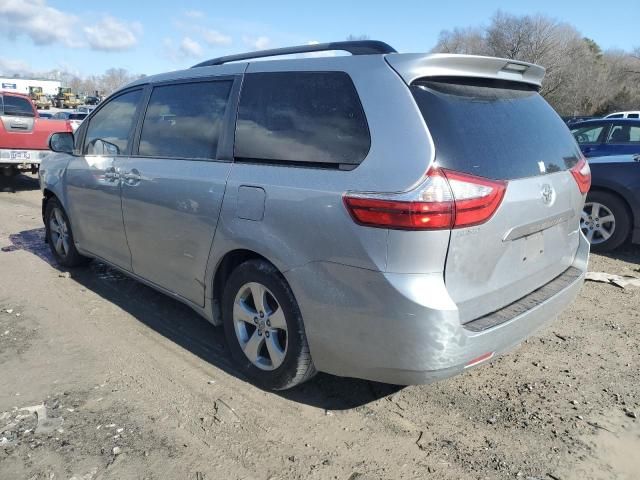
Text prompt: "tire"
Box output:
[[222, 259, 316, 390], [582, 191, 631, 252], [44, 198, 91, 268], [1, 166, 18, 177]]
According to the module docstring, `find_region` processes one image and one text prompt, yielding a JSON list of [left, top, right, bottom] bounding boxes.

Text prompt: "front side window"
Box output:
[[571, 125, 605, 144], [138, 80, 232, 159], [235, 71, 370, 166], [607, 124, 640, 144], [628, 113, 639, 119], [84, 89, 142, 156], [2, 95, 35, 117]]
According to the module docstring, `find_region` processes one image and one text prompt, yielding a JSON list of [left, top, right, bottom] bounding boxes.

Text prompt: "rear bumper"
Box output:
[[0, 149, 50, 166], [285, 232, 589, 385]]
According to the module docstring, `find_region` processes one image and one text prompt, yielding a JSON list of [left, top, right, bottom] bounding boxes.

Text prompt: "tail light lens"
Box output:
[[343, 167, 506, 230], [570, 156, 591, 194]]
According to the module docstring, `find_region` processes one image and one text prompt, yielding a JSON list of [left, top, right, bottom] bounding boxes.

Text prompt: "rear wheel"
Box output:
[[581, 191, 630, 252], [45, 198, 90, 267], [222, 260, 316, 390]]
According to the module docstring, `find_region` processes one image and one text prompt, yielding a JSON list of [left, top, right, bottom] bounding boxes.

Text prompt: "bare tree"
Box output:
[[431, 11, 640, 116], [432, 27, 487, 55], [100, 68, 137, 94]]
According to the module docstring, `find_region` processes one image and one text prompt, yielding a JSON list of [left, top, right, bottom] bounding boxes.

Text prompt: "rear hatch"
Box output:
[[409, 76, 585, 323]]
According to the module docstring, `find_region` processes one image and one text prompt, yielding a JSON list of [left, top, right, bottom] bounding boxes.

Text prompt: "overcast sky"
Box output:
[[1, 0, 639, 78]]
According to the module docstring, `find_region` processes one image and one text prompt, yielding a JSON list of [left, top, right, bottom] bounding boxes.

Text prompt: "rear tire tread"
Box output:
[[222, 259, 316, 390]]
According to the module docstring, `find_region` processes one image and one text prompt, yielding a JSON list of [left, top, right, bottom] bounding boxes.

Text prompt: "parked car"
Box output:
[[605, 111, 640, 119], [52, 111, 71, 120], [579, 154, 640, 251], [84, 96, 101, 106], [570, 119, 640, 159], [76, 105, 96, 115], [40, 40, 590, 390], [0, 91, 72, 176], [562, 115, 598, 126], [67, 112, 88, 131]]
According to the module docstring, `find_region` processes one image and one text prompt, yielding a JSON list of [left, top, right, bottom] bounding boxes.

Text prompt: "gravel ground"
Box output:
[[0, 174, 638, 480]]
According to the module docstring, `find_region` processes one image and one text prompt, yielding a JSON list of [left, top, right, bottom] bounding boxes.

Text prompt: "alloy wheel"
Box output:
[[49, 207, 71, 258], [232, 282, 288, 371], [581, 202, 615, 245]]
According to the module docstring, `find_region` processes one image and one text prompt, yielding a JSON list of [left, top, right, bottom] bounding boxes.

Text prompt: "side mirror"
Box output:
[[93, 139, 120, 156], [49, 132, 74, 154]]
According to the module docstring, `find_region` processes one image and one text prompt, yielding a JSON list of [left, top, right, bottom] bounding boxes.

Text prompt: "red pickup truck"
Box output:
[[1, 91, 72, 176]]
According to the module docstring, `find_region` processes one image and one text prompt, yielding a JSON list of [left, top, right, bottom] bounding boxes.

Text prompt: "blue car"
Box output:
[[582, 154, 640, 251], [570, 118, 640, 158]]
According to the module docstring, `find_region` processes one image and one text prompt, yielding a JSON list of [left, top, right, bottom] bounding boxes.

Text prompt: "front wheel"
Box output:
[[581, 191, 631, 252], [45, 198, 91, 267], [222, 260, 316, 390]]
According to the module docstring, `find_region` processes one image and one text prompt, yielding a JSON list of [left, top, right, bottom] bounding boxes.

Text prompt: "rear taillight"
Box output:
[[570, 156, 591, 194], [343, 167, 506, 230]]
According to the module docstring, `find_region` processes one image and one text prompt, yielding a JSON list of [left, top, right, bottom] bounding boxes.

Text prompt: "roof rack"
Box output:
[[191, 40, 397, 68]]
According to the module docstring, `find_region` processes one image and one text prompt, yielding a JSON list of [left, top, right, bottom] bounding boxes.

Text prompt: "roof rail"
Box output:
[[191, 40, 397, 68]]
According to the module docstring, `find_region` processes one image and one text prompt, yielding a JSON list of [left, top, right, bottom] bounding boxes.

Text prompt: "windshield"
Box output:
[[411, 78, 581, 180]]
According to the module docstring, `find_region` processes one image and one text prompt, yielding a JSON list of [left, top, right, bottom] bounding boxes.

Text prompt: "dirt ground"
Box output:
[[0, 173, 638, 480]]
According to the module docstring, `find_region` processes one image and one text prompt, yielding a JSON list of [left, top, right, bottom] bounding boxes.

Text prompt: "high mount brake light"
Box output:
[[570, 156, 591, 194], [343, 168, 507, 230]]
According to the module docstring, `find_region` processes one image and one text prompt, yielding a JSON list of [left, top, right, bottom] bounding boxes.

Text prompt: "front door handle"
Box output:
[[122, 169, 141, 185], [104, 168, 119, 182], [633, 154, 640, 163]]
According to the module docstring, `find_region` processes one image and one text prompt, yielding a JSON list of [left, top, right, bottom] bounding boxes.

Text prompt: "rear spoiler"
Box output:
[[385, 53, 545, 88]]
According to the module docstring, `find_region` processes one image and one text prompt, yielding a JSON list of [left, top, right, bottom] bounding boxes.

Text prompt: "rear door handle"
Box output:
[[633, 154, 640, 162]]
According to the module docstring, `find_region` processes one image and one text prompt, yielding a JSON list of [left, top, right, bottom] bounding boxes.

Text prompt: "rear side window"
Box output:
[[411, 79, 581, 180], [628, 113, 639, 119], [2, 95, 35, 117], [235, 72, 370, 166], [607, 114, 624, 119], [84, 90, 142, 156], [607, 124, 640, 143], [138, 80, 232, 159]]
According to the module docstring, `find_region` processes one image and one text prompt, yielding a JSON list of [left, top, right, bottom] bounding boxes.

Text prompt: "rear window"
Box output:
[[2, 95, 35, 117], [411, 79, 581, 180], [235, 72, 370, 166]]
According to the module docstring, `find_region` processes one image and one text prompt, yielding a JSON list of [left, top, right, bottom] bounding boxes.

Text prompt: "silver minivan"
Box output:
[[41, 41, 590, 390]]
